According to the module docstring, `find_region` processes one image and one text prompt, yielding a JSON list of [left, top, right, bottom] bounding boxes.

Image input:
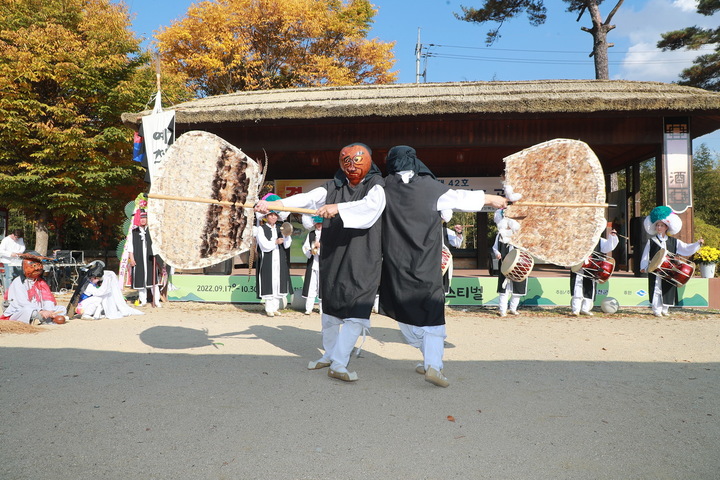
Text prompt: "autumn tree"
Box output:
[[0, 0, 156, 254], [155, 0, 397, 96], [657, 0, 719, 91], [455, 0, 625, 79]]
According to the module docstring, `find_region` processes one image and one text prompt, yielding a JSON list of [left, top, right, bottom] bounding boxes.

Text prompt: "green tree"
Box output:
[[657, 0, 719, 91], [0, 0, 152, 254], [692, 143, 720, 226], [155, 0, 397, 97], [455, 0, 625, 79]]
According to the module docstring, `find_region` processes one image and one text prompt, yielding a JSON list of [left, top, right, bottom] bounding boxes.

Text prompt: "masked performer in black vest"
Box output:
[[255, 143, 385, 383], [127, 210, 162, 307], [639, 206, 703, 317], [255, 208, 292, 317], [379, 146, 507, 387]]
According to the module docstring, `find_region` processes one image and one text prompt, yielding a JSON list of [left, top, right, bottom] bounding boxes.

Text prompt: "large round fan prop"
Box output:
[[147, 131, 265, 269], [503, 139, 607, 267], [147, 131, 314, 270]]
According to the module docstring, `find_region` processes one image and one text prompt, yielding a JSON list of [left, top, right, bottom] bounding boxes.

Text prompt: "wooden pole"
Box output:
[[148, 193, 317, 215]]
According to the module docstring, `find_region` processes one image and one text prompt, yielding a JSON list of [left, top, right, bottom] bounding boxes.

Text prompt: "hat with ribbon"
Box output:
[[643, 205, 682, 236]]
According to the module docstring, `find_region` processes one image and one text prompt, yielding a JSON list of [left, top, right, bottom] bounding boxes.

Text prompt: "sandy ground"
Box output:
[[1, 298, 719, 480]]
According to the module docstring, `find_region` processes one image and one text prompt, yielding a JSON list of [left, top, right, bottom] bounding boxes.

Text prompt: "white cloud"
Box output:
[[611, 0, 714, 82]]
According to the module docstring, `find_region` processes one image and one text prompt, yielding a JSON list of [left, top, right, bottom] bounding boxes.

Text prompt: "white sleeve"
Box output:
[[599, 235, 619, 253], [491, 235, 501, 258], [446, 229, 463, 248], [676, 239, 702, 257], [0, 237, 11, 257], [282, 234, 292, 249], [440, 209, 453, 223], [256, 229, 277, 253], [336, 184, 386, 229], [436, 189, 486, 212], [302, 234, 312, 258], [281, 187, 328, 210], [640, 241, 651, 271]]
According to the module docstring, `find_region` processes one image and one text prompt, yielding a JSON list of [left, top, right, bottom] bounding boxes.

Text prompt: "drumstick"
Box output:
[[148, 193, 317, 215]]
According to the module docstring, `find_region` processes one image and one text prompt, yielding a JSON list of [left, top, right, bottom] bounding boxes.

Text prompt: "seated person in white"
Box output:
[[76, 261, 143, 320], [2, 253, 68, 324]]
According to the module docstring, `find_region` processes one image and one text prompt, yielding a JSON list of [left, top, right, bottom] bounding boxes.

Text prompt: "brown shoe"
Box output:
[[425, 367, 449, 387], [415, 363, 426, 375]]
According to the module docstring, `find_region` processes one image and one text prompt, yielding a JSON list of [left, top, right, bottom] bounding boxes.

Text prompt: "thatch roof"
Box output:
[[121, 79, 720, 127]]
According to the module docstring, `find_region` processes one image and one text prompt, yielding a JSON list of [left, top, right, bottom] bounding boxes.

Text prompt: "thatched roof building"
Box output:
[[122, 79, 720, 180], [123, 80, 720, 268]]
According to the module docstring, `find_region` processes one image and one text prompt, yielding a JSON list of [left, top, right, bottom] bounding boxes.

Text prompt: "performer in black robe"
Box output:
[[128, 210, 162, 307], [255, 143, 385, 383], [255, 211, 292, 317], [639, 206, 703, 316], [301, 215, 323, 315], [379, 145, 507, 387]]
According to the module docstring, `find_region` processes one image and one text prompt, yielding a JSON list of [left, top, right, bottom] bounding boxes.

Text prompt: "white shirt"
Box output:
[[0, 235, 25, 266], [281, 183, 386, 229]]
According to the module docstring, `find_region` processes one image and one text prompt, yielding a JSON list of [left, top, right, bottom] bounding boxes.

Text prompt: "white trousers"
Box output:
[[263, 295, 286, 314], [650, 278, 670, 315], [304, 269, 320, 313], [319, 314, 370, 371], [571, 275, 594, 314], [398, 323, 447, 371], [137, 285, 161, 305], [498, 286, 521, 314]]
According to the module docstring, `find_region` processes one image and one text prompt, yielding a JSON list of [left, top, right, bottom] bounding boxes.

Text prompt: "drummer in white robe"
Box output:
[[570, 230, 619, 316], [640, 206, 703, 316], [492, 209, 527, 317]]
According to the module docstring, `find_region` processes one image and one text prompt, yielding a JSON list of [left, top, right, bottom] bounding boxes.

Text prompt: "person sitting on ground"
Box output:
[[75, 261, 143, 320], [1, 252, 68, 325]]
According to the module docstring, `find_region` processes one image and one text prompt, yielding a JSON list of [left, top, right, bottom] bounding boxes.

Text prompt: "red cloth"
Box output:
[[27, 279, 56, 305]]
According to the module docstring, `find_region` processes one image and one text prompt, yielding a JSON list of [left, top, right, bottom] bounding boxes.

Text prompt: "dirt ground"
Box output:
[[1, 299, 719, 480]]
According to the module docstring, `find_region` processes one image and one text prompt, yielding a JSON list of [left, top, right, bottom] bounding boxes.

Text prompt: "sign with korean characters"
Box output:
[[663, 117, 692, 214]]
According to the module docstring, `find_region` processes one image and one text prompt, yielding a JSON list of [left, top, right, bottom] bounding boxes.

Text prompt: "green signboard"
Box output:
[[168, 274, 709, 308]]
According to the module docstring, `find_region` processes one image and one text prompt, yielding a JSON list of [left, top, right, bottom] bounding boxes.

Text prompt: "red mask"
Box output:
[[339, 144, 372, 186], [22, 258, 43, 280]]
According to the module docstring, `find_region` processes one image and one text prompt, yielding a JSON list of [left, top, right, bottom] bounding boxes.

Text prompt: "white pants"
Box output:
[[650, 278, 670, 315], [498, 285, 521, 314], [263, 295, 286, 314], [398, 323, 447, 371], [304, 269, 320, 313], [138, 285, 161, 305], [318, 314, 370, 371], [571, 275, 593, 314]]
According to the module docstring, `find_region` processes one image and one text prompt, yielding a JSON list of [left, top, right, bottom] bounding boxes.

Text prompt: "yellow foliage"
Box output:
[[155, 0, 397, 95]]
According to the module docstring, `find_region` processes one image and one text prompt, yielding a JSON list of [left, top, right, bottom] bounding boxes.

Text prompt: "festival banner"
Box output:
[[168, 274, 709, 308]]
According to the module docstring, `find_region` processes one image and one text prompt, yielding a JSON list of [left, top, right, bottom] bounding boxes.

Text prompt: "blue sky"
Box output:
[[118, 0, 719, 151]]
